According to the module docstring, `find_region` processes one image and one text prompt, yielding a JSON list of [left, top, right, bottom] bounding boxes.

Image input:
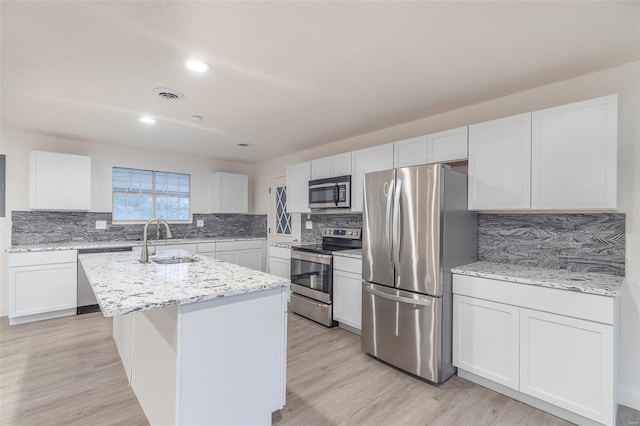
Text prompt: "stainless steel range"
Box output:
[[290, 227, 362, 327]]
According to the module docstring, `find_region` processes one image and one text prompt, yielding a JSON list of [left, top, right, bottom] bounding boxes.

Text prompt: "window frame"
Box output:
[[112, 166, 192, 224]]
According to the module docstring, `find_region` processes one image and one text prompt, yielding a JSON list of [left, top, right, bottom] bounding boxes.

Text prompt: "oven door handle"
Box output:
[[291, 250, 332, 265]]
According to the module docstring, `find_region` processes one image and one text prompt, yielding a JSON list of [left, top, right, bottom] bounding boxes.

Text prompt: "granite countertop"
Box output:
[[451, 261, 623, 297], [78, 248, 288, 317], [8, 236, 266, 253], [333, 249, 362, 259]]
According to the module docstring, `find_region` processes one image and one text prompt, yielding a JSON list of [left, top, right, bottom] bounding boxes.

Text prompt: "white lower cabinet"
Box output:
[[453, 274, 617, 426], [453, 295, 519, 390], [9, 250, 78, 325], [520, 308, 614, 424], [215, 240, 265, 272], [268, 246, 291, 280], [333, 256, 362, 331]]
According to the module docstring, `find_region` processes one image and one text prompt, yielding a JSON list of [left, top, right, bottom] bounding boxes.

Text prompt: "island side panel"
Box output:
[[130, 306, 178, 425], [176, 287, 287, 426], [113, 314, 134, 383]]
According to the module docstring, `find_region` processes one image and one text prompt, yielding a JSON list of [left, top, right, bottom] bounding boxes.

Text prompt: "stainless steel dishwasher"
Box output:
[[77, 246, 133, 314]]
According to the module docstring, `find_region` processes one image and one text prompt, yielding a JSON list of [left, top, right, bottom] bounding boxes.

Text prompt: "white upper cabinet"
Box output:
[[394, 135, 428, 168], [468, 113, 532, 210], [531, 95, 617, 210], [394, 127, 468, 168], [311, 152, 352, 180], [286, 161, 311, 213], [30, 151, 91, 210], [427, 126, 468, 163], [212, 172, 248, 213], [351, 143, 394, 212]]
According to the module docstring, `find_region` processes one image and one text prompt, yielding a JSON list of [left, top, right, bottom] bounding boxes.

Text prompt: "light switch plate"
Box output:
[[95, 220, 107, 230], [196, 220, 204, 227], [305, 220, 313, 230]]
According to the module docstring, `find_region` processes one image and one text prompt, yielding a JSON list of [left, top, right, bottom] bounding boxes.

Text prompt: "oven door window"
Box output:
[[291, 258, 331, 293]]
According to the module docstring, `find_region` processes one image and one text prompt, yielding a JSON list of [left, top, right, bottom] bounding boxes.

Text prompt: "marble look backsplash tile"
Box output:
[[11, 211, 267, 245], [478, 213, 625, 276], [301, 213, 363, 243]]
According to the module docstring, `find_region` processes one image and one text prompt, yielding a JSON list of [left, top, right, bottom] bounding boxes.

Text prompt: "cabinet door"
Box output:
[[333, 270, 362, 330], [531, 95, 617, 210], [286, 162, 311, 213], [212, 172, 249, 213], [215, 250, 241, 265], [427, 126, 468, 163], [394, 136, 428, 168], [330, 152, 352, 177], [30, 150, 91, 210], [519, 308, 614, 425], [453, 295, 519, 390], [468, 113, 531, 210], [241, 249, 263, 271], [10, 263, 78, 318], [269, 257, 290, 280], [351, 143, 394, 212], [311, 157, 332, 180]]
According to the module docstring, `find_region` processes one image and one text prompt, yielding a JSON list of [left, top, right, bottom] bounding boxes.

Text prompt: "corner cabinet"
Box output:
[[9, 250, 78, 325], [351, 143, 394, 212], [453, 274, 617, 426], [30, 151, 91, 210], [212, 172, 248, 213], [531, 95, 617, 210], [468, 113, 532, 210], [286, 161, 311, 213]]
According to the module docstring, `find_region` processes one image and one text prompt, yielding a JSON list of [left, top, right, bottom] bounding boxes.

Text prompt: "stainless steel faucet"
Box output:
[[140, 218, 173, 263]]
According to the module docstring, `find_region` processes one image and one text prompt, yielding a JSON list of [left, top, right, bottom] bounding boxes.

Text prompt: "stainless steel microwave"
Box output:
[[308, 175, 351, 209]]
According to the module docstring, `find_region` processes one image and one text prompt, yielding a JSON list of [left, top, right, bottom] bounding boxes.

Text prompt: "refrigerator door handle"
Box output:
[[384, 179, 394, 268], [363, 283, 433, 306], [392, 177, 402, 271]]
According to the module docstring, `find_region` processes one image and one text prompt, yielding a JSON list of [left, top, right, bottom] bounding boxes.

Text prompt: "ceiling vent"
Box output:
[[153, 87, 185, 101]]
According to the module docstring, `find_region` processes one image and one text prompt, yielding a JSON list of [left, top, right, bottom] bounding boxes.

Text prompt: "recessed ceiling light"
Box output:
[[139, 116, 156, 125], [191, 115, 203, 122], [184, 59, 211, 73], [237, 143, 249, 147]]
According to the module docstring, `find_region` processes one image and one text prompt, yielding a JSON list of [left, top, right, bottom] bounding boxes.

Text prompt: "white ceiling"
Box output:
[[2, 2, 639, 163]]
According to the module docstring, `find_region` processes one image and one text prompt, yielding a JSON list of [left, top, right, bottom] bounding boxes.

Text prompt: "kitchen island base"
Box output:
[[113, 287, 287, 426]]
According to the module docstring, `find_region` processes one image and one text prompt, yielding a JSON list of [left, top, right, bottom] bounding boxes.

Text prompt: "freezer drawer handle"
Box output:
[[364, 285, 433, 306]]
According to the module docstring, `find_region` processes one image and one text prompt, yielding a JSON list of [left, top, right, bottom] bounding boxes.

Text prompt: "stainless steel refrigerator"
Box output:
[[361, 163, 477, 383]]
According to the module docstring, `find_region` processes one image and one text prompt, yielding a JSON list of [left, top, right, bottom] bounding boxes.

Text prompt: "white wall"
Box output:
[[253, 60, 640, 409], [0, 129, 255, 316]]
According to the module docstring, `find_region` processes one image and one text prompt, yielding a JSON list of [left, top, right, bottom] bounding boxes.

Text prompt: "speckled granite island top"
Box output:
[[79, 248, 288, 316], [451, 261, 623, 297]]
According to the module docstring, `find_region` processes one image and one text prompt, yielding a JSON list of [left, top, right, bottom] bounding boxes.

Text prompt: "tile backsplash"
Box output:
[[301, 213, 363, 243], [478, 213, 625, 276], [11, 211, 267, 245]]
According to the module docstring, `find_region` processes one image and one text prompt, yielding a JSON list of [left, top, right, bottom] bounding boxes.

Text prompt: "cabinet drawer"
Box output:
[[269, 246, 291, 260], [333, 256, 362, 274], [9, 250, 78, 267], [197, 242, 216, 253], [453, 274, 615, 324], [216, 239, 263, 252]]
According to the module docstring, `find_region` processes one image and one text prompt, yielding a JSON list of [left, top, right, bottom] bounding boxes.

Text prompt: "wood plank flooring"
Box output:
[[1, 312, 638, 425]]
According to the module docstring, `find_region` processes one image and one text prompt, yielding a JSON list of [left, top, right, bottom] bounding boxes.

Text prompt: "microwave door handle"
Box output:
[[333, 184, 339, 206]]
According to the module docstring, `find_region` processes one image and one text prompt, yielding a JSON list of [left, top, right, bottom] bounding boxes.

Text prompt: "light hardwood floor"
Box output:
[[1, 312, 638, 425]]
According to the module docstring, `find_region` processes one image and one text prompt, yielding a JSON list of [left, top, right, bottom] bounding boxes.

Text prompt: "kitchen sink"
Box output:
[[152, 256, 199, 265]]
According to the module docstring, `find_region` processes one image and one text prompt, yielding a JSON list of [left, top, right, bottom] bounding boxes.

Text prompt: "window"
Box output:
[[112, 167, 190, 222], [275, 185, 291, 235]]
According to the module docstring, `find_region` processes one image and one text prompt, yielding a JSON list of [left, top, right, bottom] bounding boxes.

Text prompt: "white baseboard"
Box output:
[[619, 386, 640, 411], [0, 304, 7, 317]]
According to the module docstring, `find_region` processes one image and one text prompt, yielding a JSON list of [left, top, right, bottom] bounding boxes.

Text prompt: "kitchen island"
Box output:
[[79, 248, 289, 426]]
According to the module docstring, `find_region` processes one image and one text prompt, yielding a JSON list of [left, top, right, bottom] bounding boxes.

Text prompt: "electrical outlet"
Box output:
[[305, 220, 313, 230], [95, 220, 107, 230], [196, 220, 204, 227]]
